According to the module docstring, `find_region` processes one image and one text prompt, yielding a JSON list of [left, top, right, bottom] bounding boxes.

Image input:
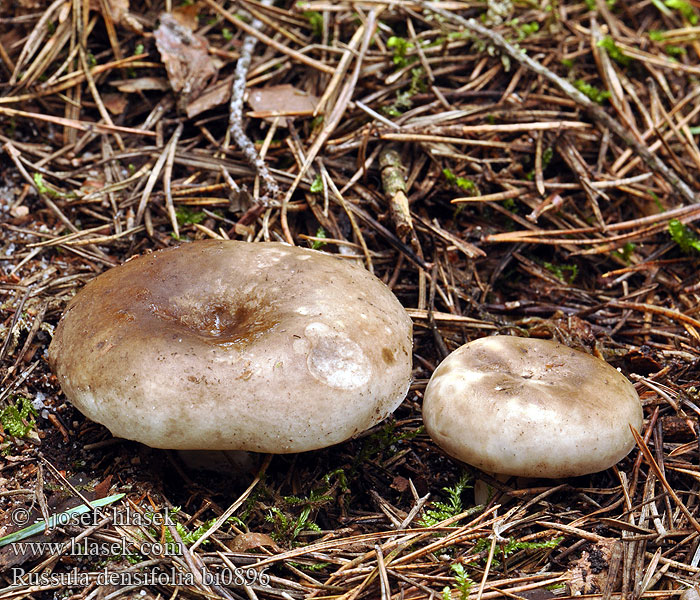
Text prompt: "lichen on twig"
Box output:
[[227, 0, 280, 203]]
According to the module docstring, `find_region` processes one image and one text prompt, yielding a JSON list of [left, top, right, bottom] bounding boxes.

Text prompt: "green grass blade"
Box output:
[[0, 492, 125, 547]]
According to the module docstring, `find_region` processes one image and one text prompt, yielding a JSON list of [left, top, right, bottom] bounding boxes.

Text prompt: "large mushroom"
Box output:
[[422, 335, 643, 479], [48, 240, 413, 453]]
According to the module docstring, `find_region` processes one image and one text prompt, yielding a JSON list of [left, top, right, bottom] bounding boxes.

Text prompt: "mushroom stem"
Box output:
[[176, 450, 260, 474], [474, 472, 509, 505]]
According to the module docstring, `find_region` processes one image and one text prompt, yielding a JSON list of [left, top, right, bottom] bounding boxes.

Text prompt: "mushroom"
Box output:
[[422, 335, 643, 480], [48, 240, 412, 453]]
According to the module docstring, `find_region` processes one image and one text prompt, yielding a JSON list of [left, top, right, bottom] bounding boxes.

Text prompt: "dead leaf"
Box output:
[[17, 0, 44, 8], [110, 77, 170, 93], [681, 588, 700, 600], [93, 474, 113, 499], [226, 532, 281, 553], [171, 2, 199, 31], [623, 347, 661, 375], [102, 93, 128, 115], [247, 84, 320, 123], [390, 475, 410, 493], [81, 180, 106, 194], [154, 12, 218, 113], [89, 0, 138, 30], [102, 0, 129, 24], [0, 530, 54, 570], [186, 74, 233, 118]]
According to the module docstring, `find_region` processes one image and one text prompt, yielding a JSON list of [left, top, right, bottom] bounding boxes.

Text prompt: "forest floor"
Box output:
[[2, 0, 700, 599]]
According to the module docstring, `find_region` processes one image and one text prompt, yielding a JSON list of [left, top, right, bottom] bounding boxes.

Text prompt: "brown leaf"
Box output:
[[0, 531, 54, 570], [16, 0, 44, 8], [111, 77, 170, 93], [102, 93, 128, 115], [226, 532, 280, 553], [186, 75, 233, 118], [93, 474, 113, 499], [154, 12, 217, 113], [623, 347, 661, 375], [9, 205, 29, 218], [247, 84, 320, 122], [171, 2, 199, 31], [390, 475, 410, 493], [103, 0, 130, 24], [88, 0, 130, 26]]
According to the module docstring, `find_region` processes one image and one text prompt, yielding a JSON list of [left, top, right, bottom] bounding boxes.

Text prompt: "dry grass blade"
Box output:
[[201, 0, 334, 75], [630, 427, 700, 534], [0, 106, 157, 137]]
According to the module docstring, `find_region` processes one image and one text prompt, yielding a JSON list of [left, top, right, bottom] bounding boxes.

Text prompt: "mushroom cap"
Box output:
[[422, 336, 642, 478], [48, 241, 412, 452]]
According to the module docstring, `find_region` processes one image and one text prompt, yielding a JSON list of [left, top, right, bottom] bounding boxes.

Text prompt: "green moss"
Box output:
[[665, 45, 686, 56], [175, 205, 206, 226], [543, 261, 578, 283], [146, 508, 216, 554], [473, 536, 563, 566], [0, 396, 37, 439], [266, 487, 331, 543], [574, 79, 610, 103], [443, 168, 477, 193], [288, 560, 331, 571], [304, 11, 323, 38], [445, 563, 474, 600], [669, 218, 700, 253], [354, 422, 422, 469], [542, 146, 554, 167], [665, 0, 698, 23], [586, 0, 616, 9], [310, 226, 327, 250], [611, 242, 636, 263], [387, 36, 414, 68], [508, 19, 540, 40], [596, 36, 631, 66], [33, 173, 74, 199], [382, 67, 425, 116], [310, 175, 323, 193]]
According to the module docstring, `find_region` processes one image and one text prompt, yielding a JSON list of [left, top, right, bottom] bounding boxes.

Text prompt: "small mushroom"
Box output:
[[48, 240, 412, 453], [422, 335, 643, 479]]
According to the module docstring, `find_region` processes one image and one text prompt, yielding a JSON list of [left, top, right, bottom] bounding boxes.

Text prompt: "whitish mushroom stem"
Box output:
[[475, 473, 537, 506], [177, 450, 260, 474], [474, 472, 509, 506]]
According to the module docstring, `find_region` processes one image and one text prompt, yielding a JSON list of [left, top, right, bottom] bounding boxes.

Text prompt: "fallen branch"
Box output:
[[224, 0, 280, 202]]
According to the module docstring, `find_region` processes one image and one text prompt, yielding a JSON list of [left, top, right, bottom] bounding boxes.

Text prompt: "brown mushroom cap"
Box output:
[[48, 241, 413, 452], [422, 336, 642, 478]]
